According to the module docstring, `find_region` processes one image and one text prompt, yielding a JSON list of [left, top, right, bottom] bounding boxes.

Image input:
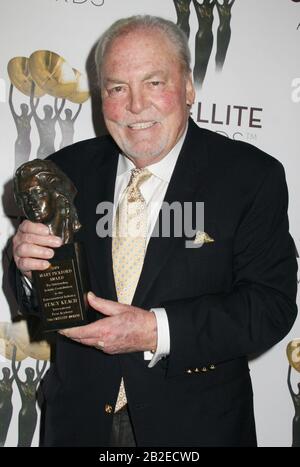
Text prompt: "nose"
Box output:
[[27, 196, 38, 207], [127, 87, 148, 115]]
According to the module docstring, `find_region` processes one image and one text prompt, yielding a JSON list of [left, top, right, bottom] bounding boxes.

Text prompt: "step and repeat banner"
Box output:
[[0, 0, 299, 447]]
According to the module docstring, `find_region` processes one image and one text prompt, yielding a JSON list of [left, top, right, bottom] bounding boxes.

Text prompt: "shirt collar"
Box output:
[[116, 124, 188, 183]]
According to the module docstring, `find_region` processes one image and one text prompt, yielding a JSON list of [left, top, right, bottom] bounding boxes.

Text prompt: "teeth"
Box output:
[[128, 121, 155, 130]]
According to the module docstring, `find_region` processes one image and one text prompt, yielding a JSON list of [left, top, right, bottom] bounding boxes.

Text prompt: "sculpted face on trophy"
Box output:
[[18, 178, 56, 224], [14, 159, 81, 244]]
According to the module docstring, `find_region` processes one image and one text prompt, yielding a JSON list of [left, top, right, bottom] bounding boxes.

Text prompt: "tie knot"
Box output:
[[127, 168, 152, 202], [129, 168, 151, 187]]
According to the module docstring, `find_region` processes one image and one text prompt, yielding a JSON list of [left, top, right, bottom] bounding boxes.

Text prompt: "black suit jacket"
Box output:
[[14, 118, 298, 446]]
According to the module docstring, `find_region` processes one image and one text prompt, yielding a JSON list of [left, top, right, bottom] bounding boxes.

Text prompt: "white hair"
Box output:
[[94, 15, 191, 84]]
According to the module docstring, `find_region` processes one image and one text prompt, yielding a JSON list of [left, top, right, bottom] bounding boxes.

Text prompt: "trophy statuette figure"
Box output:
[[14, 159, 90, 331]]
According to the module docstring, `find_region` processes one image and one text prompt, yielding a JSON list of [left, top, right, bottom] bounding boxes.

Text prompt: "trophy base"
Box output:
[[32, 242, 90, 332]]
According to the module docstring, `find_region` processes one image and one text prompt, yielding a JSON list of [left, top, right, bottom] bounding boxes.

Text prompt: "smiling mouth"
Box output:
[[127, 121, 157, 130]]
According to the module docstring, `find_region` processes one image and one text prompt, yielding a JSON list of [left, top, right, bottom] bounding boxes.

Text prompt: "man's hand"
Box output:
[[59, 292, 158, 355], [12, 219, 63, 280]]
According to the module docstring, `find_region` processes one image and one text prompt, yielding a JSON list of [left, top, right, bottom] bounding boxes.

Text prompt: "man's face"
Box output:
[[18, 179, 56, 224], [101, 28, 195, 166]]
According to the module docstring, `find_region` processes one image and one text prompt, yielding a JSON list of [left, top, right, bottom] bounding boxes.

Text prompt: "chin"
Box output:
[[34, 214, 48, 222], [125, 143, 166, 162]]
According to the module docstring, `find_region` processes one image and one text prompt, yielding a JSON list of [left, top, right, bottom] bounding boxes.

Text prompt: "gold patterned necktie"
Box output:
[[112, 167, 152, 412]]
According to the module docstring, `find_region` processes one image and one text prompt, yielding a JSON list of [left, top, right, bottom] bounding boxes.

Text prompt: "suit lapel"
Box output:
[[132, 119, 210, 307], [84, 143, 119, 300]]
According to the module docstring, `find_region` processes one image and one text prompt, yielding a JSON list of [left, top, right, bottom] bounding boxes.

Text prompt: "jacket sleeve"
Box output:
[[9, 258, 40, 317], [164, 161, 298, 377]]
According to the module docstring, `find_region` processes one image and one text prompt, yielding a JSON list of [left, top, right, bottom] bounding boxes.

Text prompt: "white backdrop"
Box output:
[[0, 0, 299, 447]]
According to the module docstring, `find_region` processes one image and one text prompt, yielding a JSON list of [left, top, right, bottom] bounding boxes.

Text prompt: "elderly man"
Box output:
[[12, 15, 297, 447]]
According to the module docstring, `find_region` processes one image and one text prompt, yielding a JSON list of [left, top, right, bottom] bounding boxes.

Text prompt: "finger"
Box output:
[[87, 292, 125, 316], [16, 257, 50, 273], [74, 338, 104, 348], [17, 232, 63, 248], [66, 337, 108, 352], [19, 220, 50, 236], [58, 322, 102, 340], [15, 242, 55, 260]]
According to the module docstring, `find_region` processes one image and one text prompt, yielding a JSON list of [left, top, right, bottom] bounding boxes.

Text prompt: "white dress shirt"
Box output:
[[114, 126, 187, 367]]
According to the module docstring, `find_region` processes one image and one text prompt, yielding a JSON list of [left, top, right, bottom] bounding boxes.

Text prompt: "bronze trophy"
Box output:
[[14, 159, 90, 331]]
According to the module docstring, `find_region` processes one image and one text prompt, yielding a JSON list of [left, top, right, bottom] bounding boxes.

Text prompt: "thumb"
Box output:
[[87, 292, 123, 316]]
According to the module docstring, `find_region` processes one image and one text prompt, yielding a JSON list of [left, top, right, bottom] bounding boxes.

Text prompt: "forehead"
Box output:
[[18, 177, 43, 192], [103, 28, 181, 75]]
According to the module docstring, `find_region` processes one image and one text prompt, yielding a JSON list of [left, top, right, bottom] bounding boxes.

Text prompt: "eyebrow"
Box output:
[[103, 78, 127, 86], [143, 70, 167, 80], [103, 70, 167, 86]]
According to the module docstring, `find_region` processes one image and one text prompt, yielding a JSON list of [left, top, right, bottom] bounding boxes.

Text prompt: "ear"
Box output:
[[185, 72, 195, 107]]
